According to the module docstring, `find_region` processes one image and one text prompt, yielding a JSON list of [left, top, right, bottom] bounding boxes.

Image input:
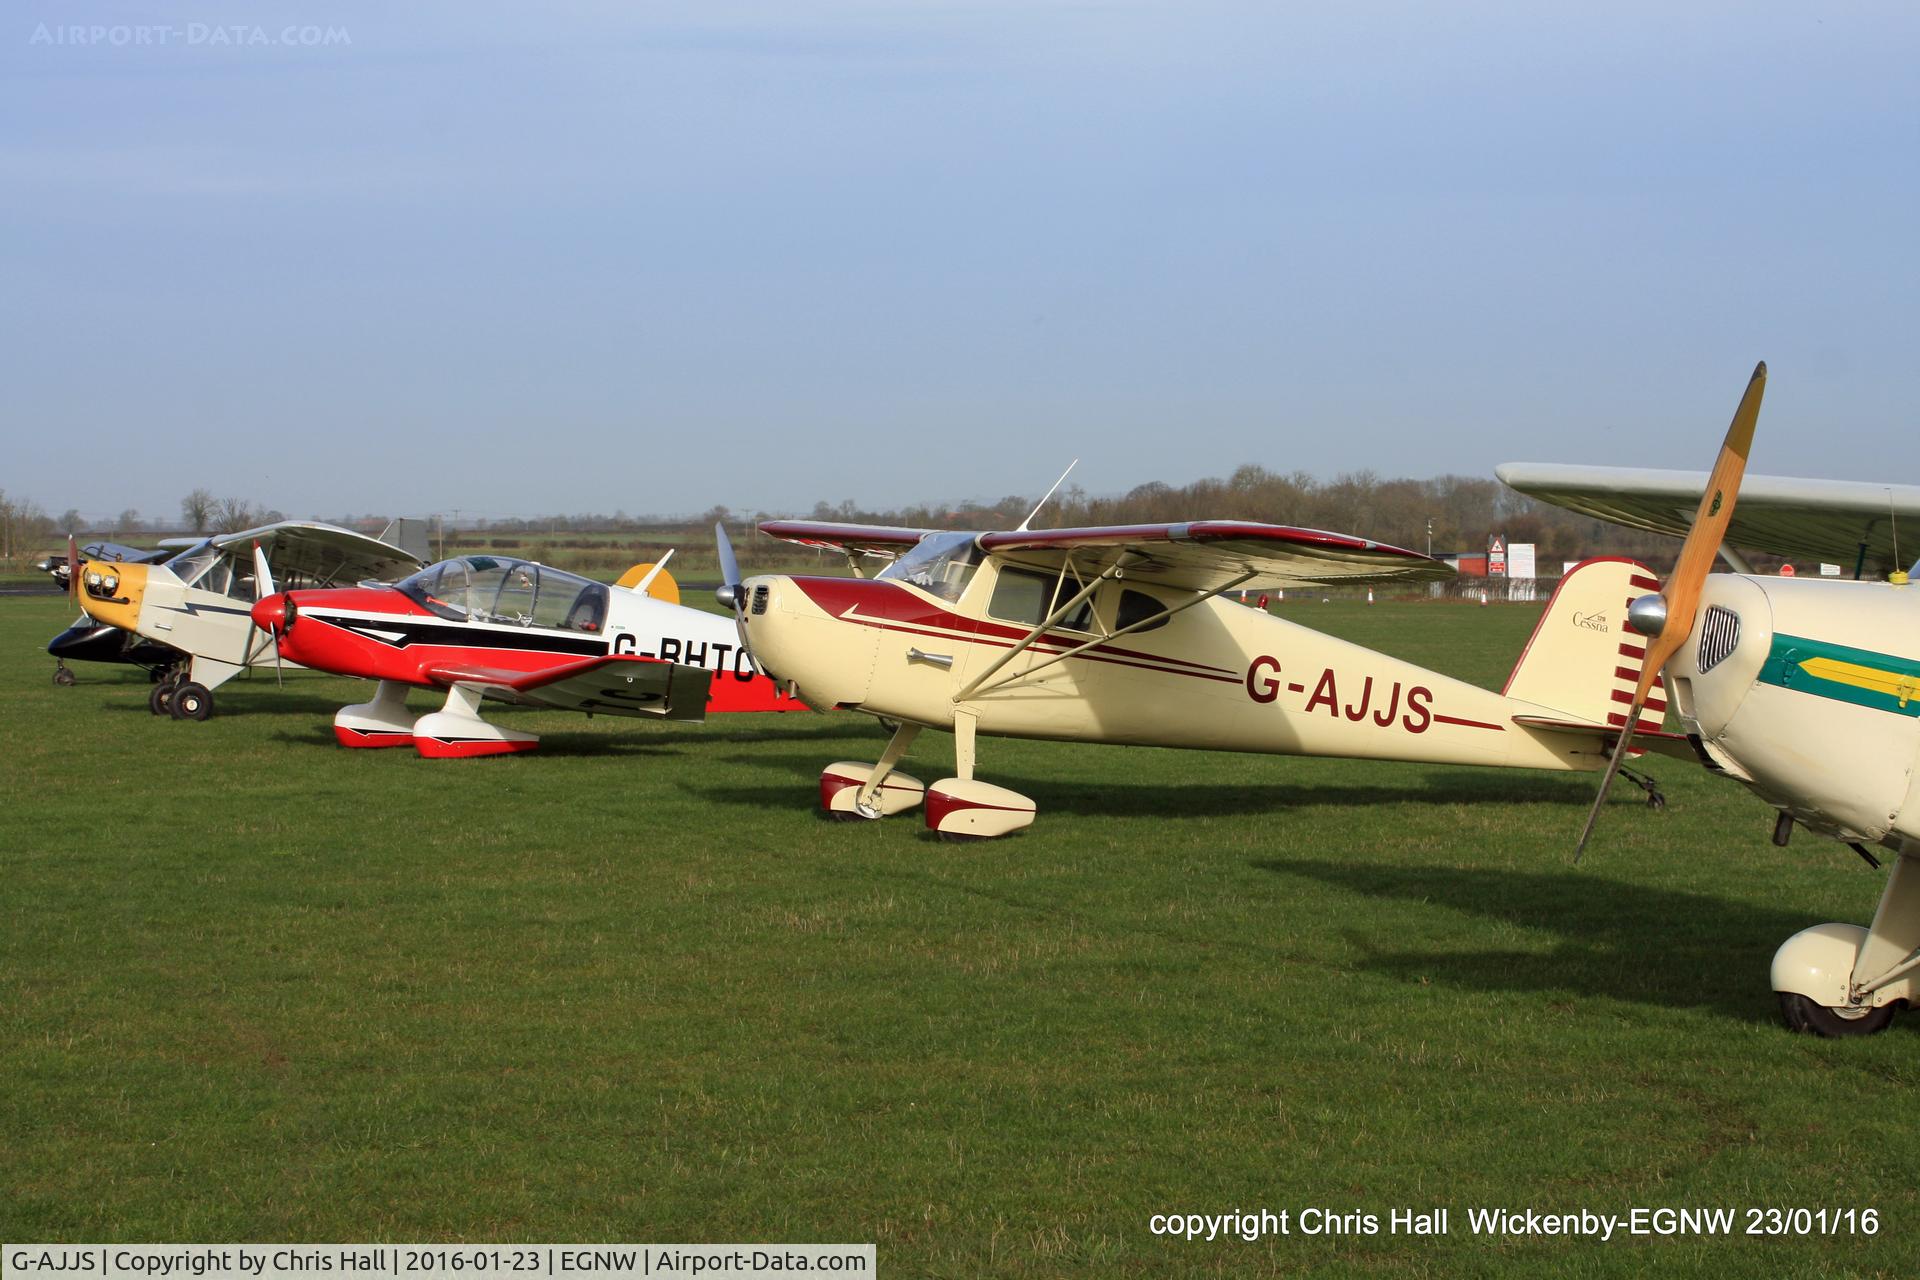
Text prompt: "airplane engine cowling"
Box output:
[[737, 576, 879, 710], [1670, 575, 1920, 846]]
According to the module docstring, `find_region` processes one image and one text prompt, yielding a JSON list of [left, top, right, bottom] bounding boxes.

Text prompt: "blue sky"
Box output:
[[4, 2, 1916, 524]]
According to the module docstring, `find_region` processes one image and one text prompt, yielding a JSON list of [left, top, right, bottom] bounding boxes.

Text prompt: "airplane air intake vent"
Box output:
[[1697, 605, 1741, 674], [751, 585, 770, 616]]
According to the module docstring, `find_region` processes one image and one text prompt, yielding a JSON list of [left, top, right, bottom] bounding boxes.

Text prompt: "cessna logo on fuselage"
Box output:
[[1572, 610, 1608, 632], [612, 632, 762, 681]]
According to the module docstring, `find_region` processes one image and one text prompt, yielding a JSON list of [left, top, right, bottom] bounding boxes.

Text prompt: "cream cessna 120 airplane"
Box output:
[[713, 478, 1692, 842], [74, 519, 427, 719], [1504, 363, 1920, 1037]]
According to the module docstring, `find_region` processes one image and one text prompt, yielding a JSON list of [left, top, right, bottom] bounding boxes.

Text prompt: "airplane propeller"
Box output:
[[1574, 360, 1767, 861], [714, 520, 766, 681], [714, 521, 744, 612], [245, 539, 286, 688], [67, 534, 81, 608]]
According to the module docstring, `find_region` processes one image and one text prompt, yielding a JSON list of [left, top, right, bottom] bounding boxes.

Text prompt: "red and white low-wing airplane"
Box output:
[[252, 550, 800, 757], [719, 514, 1691, 837]]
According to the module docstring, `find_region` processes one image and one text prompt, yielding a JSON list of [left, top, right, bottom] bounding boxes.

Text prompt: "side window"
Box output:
[[988, 567, 1093, 632], [412, 561, 473, 622], [226, 551, 260, 601], [1115, 588, 1169, 633], [166, 543, 218, 587], [531, 570, 607, 633], [493, 563, 537, 623], [199, 557, 234, 597]]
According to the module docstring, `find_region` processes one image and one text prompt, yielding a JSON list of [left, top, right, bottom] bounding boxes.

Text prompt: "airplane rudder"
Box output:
[[1501, 557, 1662, 727]]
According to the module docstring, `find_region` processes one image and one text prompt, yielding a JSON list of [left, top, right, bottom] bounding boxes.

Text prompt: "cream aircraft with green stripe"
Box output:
[[1503, 448, 1920, 1039]]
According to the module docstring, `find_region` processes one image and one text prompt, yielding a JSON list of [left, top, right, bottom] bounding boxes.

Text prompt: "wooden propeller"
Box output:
[[1574, 361, 1767, 861]]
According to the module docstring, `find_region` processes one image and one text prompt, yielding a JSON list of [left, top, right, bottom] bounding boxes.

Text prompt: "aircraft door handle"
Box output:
[[907, 648, 954, 669]]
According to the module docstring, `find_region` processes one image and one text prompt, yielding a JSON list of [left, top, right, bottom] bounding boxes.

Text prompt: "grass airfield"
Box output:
[[3, 593, 1916, 1277]]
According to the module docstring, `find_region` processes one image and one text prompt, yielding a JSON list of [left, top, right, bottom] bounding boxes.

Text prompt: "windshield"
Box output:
[[397, 556, 609, 631], [876, 532, 983, 603], [164, 540, 219, 587]]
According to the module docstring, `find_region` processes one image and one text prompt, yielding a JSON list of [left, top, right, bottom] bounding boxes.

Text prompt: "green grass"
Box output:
[[3, 595, 1915, 1276]]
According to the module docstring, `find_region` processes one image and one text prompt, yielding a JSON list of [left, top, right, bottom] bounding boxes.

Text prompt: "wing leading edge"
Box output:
[[980, 521, 1453, 591], [218, 520, 426, 585], [1497, 463, 1920, 575], [759, 518, 1450, 592], [757, 520, 930, 561]]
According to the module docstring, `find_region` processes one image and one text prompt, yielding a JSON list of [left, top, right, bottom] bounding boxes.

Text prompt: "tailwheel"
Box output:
[[1618, 765, 1667, 811], [169, 681, 214, 721], [1777, 992, 1896, 1037]]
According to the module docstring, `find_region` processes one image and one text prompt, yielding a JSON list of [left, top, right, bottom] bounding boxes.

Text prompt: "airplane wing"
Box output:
[[977, 521, 1454, 591], [1497, 464, 1920, 575], [758, 520, 932, 561], [422, 654, 714, 720], [216, 520, 426, 586]]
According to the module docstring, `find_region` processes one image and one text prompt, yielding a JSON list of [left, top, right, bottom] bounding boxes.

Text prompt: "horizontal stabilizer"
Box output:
[[1511, 715, 1698, 761]]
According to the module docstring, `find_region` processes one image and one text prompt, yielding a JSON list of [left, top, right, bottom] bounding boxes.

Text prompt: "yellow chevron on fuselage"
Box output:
[[1798, 656, 1920, 709]]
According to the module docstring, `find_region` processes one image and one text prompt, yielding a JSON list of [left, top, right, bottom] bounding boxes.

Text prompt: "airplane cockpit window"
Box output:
[[988, 566, 1095, 633], [198, 556, 237, 597], [877, 532, 982, 603], [399, 556, 609, 631], [1113, 588, 1170, 633], [493, 562, 537, 624], [530, 565, 608, 633], [400, 556, 488, 622], [165, 541, 219, 587]]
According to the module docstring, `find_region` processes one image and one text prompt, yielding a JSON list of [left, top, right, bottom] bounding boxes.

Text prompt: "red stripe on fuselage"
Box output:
[[1431, 714, 1505, 732], [282, 612, 584, 686]]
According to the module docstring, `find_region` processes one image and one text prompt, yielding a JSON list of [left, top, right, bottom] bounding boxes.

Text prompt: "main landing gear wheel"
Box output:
[[169, 681, 214, 721], [1777, 992, 1896, 1038], [53, 665, 76, 687], [149, 670, 184, 715]]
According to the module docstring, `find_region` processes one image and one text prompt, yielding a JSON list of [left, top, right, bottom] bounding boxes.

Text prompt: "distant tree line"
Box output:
[[805, 465, 1678, 566], [11, 467, 1687, 573]]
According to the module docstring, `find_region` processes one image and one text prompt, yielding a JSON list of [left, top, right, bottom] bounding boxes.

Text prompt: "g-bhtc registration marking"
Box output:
[[612, 633, 761, 681]]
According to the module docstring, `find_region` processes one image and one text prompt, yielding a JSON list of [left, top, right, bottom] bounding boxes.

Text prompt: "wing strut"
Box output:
[[954, 553, 1131, 700], [956, 561, 1256, 701]]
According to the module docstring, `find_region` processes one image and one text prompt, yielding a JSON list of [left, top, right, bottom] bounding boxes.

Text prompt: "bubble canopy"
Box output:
[[396, 555, 610, 632]]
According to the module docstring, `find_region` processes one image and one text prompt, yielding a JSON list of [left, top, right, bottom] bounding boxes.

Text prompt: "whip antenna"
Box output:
[[1017, 459, 1079, 532]]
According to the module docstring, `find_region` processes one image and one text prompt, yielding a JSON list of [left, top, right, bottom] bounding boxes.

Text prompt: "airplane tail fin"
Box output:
[[614, 560, 681, 604], [1502, 557, 1668, 735]]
